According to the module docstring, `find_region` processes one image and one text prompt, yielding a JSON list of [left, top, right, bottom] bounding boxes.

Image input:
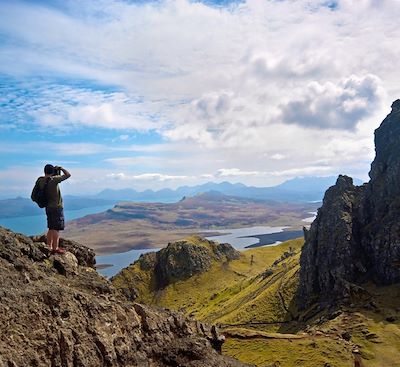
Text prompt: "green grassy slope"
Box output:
[[111, 237, 400, 367], [113, 236, 303, 327]]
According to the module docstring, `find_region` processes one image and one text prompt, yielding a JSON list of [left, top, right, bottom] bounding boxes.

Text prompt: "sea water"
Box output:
[[96, 248, 160, 278], [0, 205, 114, 236], [204, 225, 286, 250], [1, 210, 306, 279], [96, 225, 286, 278]]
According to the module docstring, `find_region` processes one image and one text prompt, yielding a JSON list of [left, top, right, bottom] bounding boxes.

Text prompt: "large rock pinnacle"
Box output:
[[298, 101, 400, 309]]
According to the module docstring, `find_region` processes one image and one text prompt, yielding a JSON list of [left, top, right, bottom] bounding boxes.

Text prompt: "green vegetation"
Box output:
[[113, 236, 303, 328], [224, 337, 353, 367], [111, 237, 400, 367]]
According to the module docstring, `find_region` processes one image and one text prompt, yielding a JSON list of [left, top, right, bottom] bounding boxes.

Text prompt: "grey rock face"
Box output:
[[155, 241, 213, 288], [0, 227, 250, 367], [298, 100, 400, 309]]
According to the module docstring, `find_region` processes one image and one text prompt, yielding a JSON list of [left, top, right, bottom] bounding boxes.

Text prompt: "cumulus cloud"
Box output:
[[279, 75, 384, 130], [1, 0, 399, 194], [1, 1, 396, 135]]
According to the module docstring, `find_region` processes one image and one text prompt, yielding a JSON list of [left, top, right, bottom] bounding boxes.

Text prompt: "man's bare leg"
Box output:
[[52, 230, 60, 250], [47, 229, 53, 249], [51, 230, 65, 254]]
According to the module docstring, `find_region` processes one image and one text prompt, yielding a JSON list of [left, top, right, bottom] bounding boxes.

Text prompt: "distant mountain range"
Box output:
[[94, 176, 364, 203], [0, 176, 363, 219]]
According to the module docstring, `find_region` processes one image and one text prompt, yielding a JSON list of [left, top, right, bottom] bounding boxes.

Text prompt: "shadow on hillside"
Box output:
[[276, 292, 342, 334], [276, 293, 304, 334], [277, 281, 400, 335]]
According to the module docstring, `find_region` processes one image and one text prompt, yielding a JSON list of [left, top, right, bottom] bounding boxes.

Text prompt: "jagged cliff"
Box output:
[[298, 100, 400, 309], [0, 227, 250, 367]]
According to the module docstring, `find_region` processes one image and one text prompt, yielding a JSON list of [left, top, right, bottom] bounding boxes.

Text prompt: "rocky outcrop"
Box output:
[[31, 234, 96, 267], [0, 227, 250, 367], [137, 237, 241, 289], [298, 100, 400, 309]]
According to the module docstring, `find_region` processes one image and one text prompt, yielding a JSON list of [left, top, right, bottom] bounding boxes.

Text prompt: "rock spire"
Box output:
[[298, 100, 400, 309]]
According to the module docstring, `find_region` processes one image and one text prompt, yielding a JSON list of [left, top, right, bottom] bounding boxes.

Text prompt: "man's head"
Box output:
[[44, 164, 54, 175]]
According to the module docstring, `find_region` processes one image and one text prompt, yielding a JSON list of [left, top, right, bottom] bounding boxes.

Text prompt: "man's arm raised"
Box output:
[[60, 167, 71, 179], [53, 167, 71, 183]]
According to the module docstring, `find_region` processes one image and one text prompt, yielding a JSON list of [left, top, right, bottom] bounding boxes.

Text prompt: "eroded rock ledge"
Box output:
[[298, 100, 400, 309], [0, 227, 249, 367]]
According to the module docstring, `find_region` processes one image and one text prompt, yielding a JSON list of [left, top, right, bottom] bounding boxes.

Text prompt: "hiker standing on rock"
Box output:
[[31, 164, 71, 254]]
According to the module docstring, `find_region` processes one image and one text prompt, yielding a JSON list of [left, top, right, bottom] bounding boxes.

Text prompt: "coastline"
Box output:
[[243, 229, 305, 248]]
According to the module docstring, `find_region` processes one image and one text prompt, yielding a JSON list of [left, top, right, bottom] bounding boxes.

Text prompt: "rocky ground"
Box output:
[[0, 226, 250, 367]]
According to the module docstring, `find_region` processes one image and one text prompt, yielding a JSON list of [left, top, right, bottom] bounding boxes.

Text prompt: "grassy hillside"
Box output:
[[112, 237, 400, 367], [113, 236, 303, 327]]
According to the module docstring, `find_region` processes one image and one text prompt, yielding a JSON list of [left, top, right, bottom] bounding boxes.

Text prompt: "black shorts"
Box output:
[[46, 207, 65, 230]]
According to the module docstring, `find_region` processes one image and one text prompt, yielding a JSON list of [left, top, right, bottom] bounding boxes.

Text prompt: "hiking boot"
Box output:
[[52, 247, 66, 255]]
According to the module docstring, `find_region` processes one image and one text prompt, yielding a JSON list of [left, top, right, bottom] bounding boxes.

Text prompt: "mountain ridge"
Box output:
[[0, 176, 360, 220], [94, 176, 364, 203]]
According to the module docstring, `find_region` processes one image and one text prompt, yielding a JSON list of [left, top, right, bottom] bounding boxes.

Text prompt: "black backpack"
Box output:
[[31, 177, 50, 208]]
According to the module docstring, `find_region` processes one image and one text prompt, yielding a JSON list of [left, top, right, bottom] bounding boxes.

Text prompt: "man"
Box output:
[[37, 164, 71, 254]]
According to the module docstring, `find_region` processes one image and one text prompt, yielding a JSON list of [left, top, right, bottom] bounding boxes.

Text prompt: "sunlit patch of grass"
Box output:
[[223, 337, 353, 367]]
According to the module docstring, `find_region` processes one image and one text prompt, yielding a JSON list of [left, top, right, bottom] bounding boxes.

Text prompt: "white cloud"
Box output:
[[216, 168, 265, 177], [107, 172, 189, 181], [271, 166, 334, 177], [106, 172, 126, 180], [278, 75, 384, 130], [1, 0, 400, 194], [271, 153, 286, 161], [18, 85, 163, 131]]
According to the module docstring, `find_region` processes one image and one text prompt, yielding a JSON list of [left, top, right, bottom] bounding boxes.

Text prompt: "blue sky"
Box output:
[[1, 0, 399, 198]]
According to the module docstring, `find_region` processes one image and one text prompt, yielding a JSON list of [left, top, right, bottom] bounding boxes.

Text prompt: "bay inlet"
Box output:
[[96, 225, 300, 277]]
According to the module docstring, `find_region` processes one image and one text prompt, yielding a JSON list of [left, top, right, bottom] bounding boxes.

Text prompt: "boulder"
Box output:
[[52, 251, 78, 276], [31, 234, 96, 268]]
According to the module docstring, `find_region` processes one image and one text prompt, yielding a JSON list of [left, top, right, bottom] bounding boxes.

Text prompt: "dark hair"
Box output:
[[44, 164, 54, 175]]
